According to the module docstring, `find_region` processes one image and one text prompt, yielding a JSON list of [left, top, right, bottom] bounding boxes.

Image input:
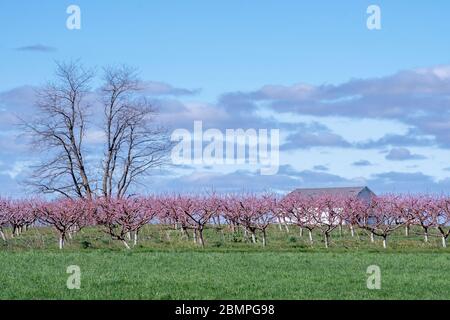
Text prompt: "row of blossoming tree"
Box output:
[[0, 194, 449, 249]]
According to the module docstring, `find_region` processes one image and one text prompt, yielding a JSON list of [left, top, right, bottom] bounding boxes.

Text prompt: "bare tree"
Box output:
[[100, 65, 172, 198], [25, 61, 172, 199], [25, 61, 94, 199]]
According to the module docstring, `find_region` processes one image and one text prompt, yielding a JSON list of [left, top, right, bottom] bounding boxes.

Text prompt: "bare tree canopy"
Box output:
[[24, 61, 172, 199]]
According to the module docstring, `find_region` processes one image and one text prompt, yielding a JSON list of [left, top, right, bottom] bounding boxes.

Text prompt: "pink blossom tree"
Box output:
[[280, 193, 317, 244], [37, 199, 94, 249], [0, 198, 8, 241], [96, 197, 154, 249], [310, 194, 345, 248], [434, 197, 450, 248], [1, 199, 36, 238], [354, 195, 407, 248]]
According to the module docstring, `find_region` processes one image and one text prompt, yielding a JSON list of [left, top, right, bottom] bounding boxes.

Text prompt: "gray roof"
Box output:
[[287, 186, 376, 198]]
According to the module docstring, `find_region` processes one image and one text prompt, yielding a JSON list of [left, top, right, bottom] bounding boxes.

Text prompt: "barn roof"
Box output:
[[287, 186, 375, 198]]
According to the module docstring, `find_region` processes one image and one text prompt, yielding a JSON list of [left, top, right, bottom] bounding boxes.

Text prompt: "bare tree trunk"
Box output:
[[382, 235, 387, 249], [299, 227, 303, 237], [405, 225, 410, 237], [308, 229, 313, 244], [442, 236, 447, 248], [424, 228, 429, 243]]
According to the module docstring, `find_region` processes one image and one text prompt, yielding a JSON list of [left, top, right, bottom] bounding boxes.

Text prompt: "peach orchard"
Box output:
[[0, 194, 449, 249]]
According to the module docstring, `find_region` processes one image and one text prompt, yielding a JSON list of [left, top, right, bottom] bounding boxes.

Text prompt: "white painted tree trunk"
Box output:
[[339, 224, 343, 237], [382, 237, 387, 249], [324, 234, 329, 249], [442, 236, 447, 248], [299, 227, 303, 237], [262, 230, 267, 247], [350, 225, 355, 237], [122, 240, 131, 249], [134, 232, 138, 246], [283, 218, 290, 233], [126, 232, 131, 240], [370, 232, 375, 243], [424, 231, 429, 243], [198, 232, 205, 248], [251, 232, 257, 244], [405, 225, 409, 237], [308, 230, 313, 244], [0, 229, 6, 241], [59, 236, 64, 250], [193, 230, 197, 244], [277, 218, 283, 231]]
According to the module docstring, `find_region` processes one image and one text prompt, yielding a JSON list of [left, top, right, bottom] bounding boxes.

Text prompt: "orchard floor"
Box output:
[[0, 225, 449, 299]]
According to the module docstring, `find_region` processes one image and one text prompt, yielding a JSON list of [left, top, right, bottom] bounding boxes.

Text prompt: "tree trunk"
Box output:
[[133, 231, 138, 246], [0, 229, 6, 241], [339, 224, 343, 237], [324, 233, 330, 249], [243, 228, 249, 242], [405, 225, 410, 237], [442, 236, 447, 248], [277, 218, 283, 231], [299, 227, 303, 237], [308, 229, 313, 244], [350, 225, 355, 237], [382, 235, 387, 249], [181, 226, 189, 240], [251, 231, 257, 244], [424, 228, 429, 243], [283, 218, 290, 233], [59, 235, 65, 249], [198, 228, 205, 248], [370, 232, 375, 243], [262, 230, 267, 247], [122, 240, 131, 249], [193, 230, 198, 244]]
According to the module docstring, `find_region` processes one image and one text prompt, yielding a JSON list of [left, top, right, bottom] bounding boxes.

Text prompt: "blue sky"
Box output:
[[2, 1, 450, 196]]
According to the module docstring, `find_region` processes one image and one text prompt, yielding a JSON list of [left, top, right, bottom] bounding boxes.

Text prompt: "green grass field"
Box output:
[[0, 225, 449, 299]]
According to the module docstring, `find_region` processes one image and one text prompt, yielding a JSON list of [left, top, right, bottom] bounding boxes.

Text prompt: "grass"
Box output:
[[0, 225, 449, 299]]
